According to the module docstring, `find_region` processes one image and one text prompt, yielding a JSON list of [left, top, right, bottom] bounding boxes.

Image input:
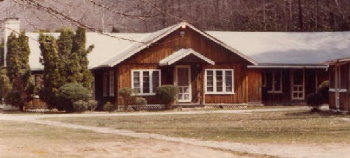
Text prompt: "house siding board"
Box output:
[[117, 64, 162, 105], [203, 64, 248, 104], [262, 69, 291, 105], [328, 63, 349, 112], [116, 27, 251, 105], [329, 92, 336, 110], [340, 93, 349, 111], [261, 69, 327, 105], [341, 63, 349, 111], [247, 69, 262, 103], [93, 68, 117, 109]]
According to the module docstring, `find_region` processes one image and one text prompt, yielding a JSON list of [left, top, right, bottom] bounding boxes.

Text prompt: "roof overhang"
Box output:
[[102, 22, 258, 67], [247, 64, 329, 69], [326, 57, 350, 65], [159, 48, 215, 66]]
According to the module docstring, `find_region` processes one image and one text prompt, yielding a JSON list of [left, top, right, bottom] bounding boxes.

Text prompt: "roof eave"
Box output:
[[248, 64, 329, 69]]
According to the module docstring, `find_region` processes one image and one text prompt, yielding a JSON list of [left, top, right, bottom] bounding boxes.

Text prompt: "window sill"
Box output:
[[134, 93, 156, 96], [329, 89, 347, 93]]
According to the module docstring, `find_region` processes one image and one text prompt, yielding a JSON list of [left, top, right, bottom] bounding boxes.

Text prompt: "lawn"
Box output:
[[48, 110, 350, 144], [0, 121, 134, 158], [0, 120, 260, 158]]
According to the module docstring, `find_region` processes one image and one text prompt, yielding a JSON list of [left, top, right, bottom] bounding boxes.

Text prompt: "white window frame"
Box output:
[[267, 71, 283, 94], [109, 70, 115, 97], [204, 69, 235, 95], [102, 72, 108, 97], [131, 69, 161, 96]]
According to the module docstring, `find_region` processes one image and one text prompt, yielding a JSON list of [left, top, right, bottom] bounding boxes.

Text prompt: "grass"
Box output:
[[49, 110, 350, 144], [0, 121, 133, 158], [0, 121, 270, 158]]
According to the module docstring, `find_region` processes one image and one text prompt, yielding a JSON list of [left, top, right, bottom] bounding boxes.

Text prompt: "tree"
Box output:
[[39, 28, 94, 110], [57, 28, 74, 84], [72, 27, 94, 89], [5, 32, 33, 111], [39, 33, 62, 108], [0, 42, 4, 67], [0, 68, 12, 103], [6, 32, 20, 82]]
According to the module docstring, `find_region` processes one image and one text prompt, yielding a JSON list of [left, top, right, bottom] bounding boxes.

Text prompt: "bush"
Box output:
[[134, 97, 147, 105], [73, 100, 88, 112], [57, 83, 92, 112], [103, 101, 115, 112], [87, 99, 98, 112], [307, 93, 324, 112], [4, 90, 25, 108], [156, 85, 179, 109], [317, 80, 329, 104], [119, 87, 135, 110]]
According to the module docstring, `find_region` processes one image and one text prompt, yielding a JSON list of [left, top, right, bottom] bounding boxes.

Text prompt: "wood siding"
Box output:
[[113, 27, 252, 105], [247, 69, 262, 103], [262, 69, 328, 105], [329, 63, 350, 112]]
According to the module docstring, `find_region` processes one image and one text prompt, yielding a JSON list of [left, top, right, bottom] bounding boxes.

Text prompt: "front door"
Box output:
[[175, 65, 191, 102], [291, 70, 305, 100]]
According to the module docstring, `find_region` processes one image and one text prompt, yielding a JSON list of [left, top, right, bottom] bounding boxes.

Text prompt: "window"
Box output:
[[266, 71, 282, 93], [132, 70, 161, 95], [109, 70, 115, 96], [205, 69, 234, 94], [103, 72, 108, 97]]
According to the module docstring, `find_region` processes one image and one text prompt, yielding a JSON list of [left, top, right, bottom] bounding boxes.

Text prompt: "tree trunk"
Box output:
[[298, 0, 304, 31]]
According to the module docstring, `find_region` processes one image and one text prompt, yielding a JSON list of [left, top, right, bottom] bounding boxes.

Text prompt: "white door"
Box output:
[[175, 66, 191, 102], [291, 70, 305, 100]]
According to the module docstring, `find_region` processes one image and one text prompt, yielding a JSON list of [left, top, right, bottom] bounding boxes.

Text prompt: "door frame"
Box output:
[[174, 65, 192, 102], [291, 69, 305, 100]]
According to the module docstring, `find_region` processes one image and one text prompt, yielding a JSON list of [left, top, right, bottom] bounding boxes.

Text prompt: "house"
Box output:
[[3, 18, 350, 108], [327, 57, 350, 113]]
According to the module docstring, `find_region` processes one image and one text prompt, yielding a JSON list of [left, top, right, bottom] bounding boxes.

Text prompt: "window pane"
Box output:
[[225, 70, 233, 92], [143, 71, 150, 93], [152, 71, 160, 93], [178, 68, 189, 86], [109, 71, 115, 96], [216, 71, 223, 92], [206, 70, 214, 92], [133, 71, 141, 93], [293, 70, 303, 85], [275, 71, 282, 91]]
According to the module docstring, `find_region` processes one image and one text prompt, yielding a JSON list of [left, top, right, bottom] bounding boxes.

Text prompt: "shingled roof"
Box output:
[[26, 22, 350, 71]]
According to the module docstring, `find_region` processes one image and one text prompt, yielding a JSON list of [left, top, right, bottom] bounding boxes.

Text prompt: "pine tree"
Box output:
[[57, 28, 74, 83], [72, 27, 94, 89], [39, 33, 62, 108], [0, 42, 4, 67], [0, 68, 12, 103], [39, 28, 94, 110], [6, 32, 20, 81], [5, 32, 33, 111]]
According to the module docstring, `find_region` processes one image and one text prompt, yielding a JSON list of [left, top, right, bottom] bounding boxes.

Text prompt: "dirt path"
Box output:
[[1, 107, 348, 158], [0, 137, 241, 158]]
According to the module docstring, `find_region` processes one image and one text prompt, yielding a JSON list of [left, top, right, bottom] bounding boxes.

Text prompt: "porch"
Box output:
[[259, 68, 328, 105], [156, 48, 216, 105]]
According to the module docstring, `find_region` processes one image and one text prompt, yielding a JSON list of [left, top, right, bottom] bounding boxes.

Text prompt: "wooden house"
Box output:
[[327, 58, 350, 113], [4, 18, 350, 108]]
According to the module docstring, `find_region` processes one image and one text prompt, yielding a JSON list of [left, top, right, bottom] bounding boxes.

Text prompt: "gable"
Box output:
[[101, 22, 257, 67], [114, 22, 257, 66]]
